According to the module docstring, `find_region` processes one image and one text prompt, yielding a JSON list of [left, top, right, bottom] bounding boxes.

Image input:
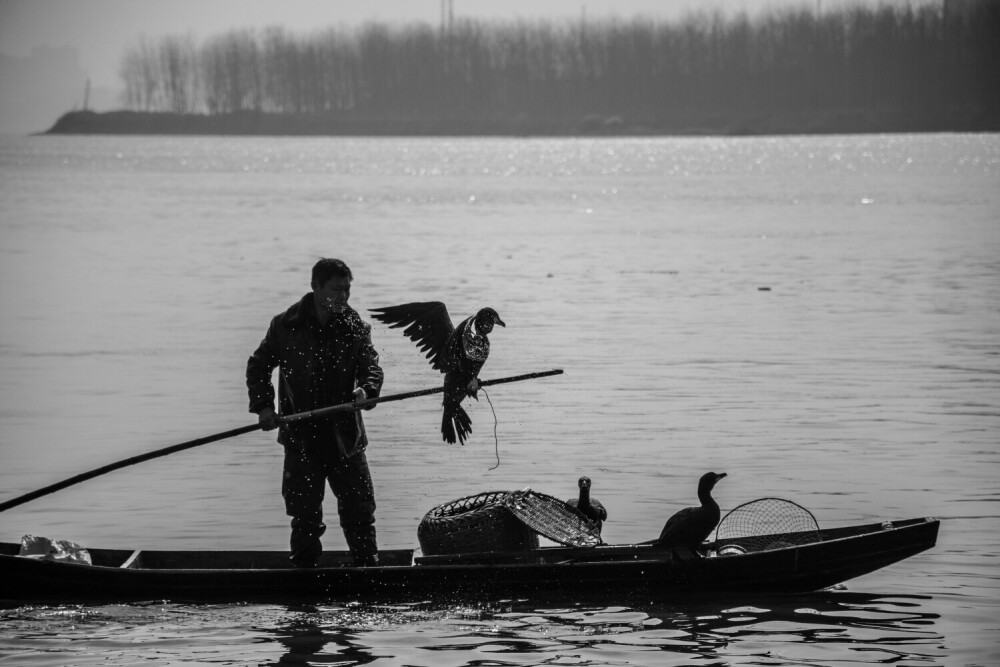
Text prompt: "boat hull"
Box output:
[[0, 517, 939, 603]]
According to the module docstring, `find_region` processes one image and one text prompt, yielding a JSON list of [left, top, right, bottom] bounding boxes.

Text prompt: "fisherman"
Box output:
[[246, 258, 384, 567]]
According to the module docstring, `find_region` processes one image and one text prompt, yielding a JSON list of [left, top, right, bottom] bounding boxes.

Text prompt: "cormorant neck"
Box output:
[[698, 484, 717, 508]]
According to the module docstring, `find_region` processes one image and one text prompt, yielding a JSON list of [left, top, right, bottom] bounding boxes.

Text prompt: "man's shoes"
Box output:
[[353, 553, 379, 567]]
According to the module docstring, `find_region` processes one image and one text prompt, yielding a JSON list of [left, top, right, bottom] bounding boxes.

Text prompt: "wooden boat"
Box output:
[[0, 517, 939, 603]]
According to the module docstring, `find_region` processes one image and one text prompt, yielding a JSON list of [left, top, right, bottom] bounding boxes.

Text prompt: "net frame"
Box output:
[[714, 497, 821, 554]]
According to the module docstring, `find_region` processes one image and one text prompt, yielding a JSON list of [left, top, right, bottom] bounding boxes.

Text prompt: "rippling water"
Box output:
[[0, 133, 998, 666]]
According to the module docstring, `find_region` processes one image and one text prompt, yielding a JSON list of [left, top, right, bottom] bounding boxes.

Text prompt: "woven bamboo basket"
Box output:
[[417, 491, 540, 556]]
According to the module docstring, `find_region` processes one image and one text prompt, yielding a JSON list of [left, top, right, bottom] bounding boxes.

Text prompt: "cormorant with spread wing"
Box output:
[[369, 302, 505, 444]]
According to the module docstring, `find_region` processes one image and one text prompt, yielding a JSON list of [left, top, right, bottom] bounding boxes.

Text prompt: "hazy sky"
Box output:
[[2, 0, 868, 87]]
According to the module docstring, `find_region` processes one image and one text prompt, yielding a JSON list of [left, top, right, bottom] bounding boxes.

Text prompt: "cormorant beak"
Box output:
[[496, 317, 506, 327], [716, 472, 728, 482]]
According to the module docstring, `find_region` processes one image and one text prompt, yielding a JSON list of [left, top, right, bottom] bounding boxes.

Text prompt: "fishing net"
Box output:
[[503, 490, 602, 548], [714, 497, 821, 555]]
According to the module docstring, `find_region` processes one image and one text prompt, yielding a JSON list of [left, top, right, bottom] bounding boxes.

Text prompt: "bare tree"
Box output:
[[116, 2, 999, 132]]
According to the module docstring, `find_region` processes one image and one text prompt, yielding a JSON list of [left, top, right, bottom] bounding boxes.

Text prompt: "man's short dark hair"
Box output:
[[312, 258, 353, 286]]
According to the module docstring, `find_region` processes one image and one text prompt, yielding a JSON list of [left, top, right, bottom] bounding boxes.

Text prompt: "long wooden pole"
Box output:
[[279, 368, 563, 422], [0, 369, 563, 513]]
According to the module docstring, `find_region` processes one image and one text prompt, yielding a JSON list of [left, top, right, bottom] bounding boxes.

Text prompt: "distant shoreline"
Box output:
[[42, 111, 1000, 137], [43, 109, 1000, 138]]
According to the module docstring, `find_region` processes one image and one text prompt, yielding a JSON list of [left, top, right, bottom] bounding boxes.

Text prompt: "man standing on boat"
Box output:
[[246, 258, 384, 567]]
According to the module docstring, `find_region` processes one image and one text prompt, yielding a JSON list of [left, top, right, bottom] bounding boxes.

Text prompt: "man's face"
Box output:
[[313, 276, 351, 315]]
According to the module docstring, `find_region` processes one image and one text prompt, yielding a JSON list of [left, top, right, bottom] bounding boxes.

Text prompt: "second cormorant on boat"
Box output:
[[565, 476, 608, 533], [654, 471, 727, 551]]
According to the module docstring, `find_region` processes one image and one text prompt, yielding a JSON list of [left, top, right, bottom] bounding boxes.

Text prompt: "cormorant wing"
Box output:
[[657, 507, 697, 544], [369, 301, 455, 371]]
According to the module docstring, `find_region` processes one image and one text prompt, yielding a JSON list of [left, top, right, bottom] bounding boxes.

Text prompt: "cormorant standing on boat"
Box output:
[[565, 476, 608, 533], [655, 472, 727, 551], [369, 301, 505, 444]]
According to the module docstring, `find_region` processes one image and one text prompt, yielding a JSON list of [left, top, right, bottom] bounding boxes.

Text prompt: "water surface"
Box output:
[[0, 134, 997, 666]]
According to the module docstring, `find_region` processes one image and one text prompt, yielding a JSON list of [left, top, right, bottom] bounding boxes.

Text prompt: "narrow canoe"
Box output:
[[0, 517, 939, 603]]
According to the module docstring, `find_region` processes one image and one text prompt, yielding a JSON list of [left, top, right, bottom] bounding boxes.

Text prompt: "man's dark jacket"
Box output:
[[246, 294, 384, 459]]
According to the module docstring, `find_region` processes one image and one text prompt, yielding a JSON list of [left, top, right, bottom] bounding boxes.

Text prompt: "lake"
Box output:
[[0, 133, 998, 666]]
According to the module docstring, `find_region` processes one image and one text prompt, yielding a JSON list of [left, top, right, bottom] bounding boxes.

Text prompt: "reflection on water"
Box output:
[[0, 593, 945, 666], [263, 604, 385, 665]]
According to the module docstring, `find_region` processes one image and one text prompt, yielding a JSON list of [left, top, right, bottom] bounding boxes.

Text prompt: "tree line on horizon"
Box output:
[[118, 0, 998, 130]]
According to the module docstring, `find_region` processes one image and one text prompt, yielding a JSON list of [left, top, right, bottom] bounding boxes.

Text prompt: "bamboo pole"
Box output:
[[0, 369, 563, 513]]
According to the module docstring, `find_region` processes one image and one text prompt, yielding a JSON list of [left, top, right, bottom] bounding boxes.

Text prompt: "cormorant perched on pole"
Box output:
[[370, 301, 504, 445], [565, 476, 607, 533], [655, 472, 727, 551]]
